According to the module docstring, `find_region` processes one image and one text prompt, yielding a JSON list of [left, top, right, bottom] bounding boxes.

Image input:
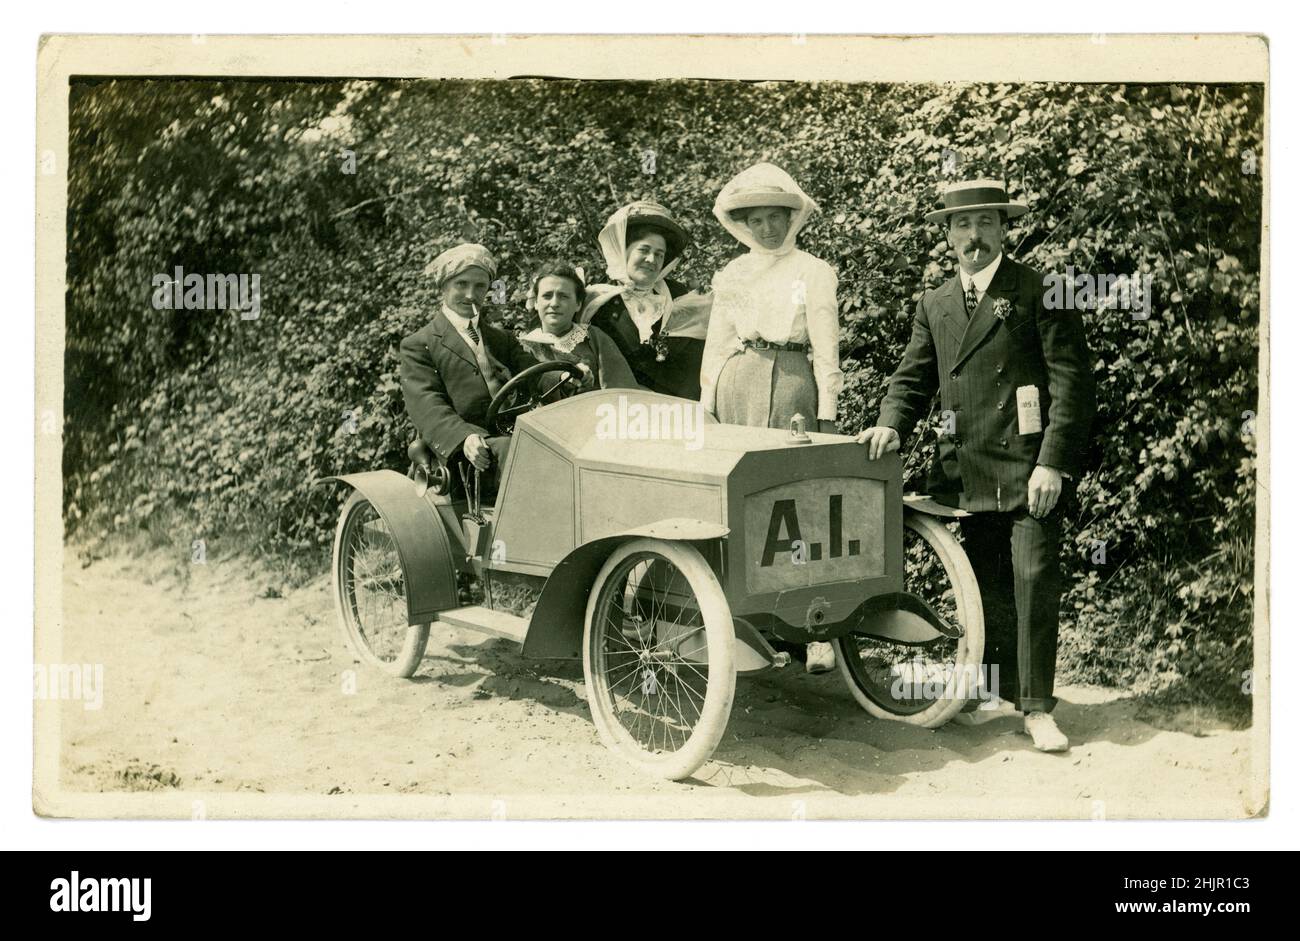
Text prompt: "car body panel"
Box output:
[[334, 390, 907, 646], [487, 389, 903, 641], [519, 521, 727, 660]]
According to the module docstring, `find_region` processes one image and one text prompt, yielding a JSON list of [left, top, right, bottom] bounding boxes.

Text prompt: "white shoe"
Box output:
[[620, 617, 655, 645], [953, 696, 1014, 726], [1023, 711, 1070, 752], [805, 641, 835, 674]]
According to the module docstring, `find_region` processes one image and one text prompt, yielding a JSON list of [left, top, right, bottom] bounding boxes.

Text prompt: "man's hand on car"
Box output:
[[856, 426, 900, 461]]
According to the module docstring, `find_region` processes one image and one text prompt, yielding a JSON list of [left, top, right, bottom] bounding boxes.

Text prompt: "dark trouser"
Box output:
[[959, 503, 1066, 714], [481, 435, 512, 499], [453, 435, 513, 503]]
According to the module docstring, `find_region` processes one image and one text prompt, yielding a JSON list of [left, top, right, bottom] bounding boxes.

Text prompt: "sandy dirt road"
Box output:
[[47, 547, 1262, 820]]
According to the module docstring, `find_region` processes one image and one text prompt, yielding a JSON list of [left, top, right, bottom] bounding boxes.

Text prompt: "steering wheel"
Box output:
[[485, 361, 588, 435]]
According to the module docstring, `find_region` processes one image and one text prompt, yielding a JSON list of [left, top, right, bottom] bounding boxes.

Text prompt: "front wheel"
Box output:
[[332, 491, 431, 678], [833, 511, 984, 727], [583, 539, 735, 780]]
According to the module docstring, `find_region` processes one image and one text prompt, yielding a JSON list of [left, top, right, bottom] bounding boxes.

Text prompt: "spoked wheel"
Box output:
[[583, 538, 735, 780], [332, 491, 430, 678], [833, 511, 984, 727]]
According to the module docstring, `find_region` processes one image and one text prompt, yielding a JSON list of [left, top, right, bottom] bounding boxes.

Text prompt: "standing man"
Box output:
[[858, 179, 1095, 752], [399, 243, 538, 494]]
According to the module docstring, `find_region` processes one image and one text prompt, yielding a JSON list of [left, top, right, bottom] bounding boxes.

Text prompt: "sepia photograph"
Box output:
[[34, 33, 1268, 821]]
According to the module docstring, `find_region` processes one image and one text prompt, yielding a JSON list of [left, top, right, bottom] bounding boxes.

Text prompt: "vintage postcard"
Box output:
[[35, 33, 1268, 819]]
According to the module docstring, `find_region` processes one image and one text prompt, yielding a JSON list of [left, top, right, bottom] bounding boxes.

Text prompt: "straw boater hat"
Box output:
[[924, 179, 1029, 224]]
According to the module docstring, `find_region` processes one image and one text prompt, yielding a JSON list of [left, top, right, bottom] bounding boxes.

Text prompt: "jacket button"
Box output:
[[1000, 439, 1009, 447], [997, 400, 1005, 410], [996, 364, 1004, 373], [950, 371, 958, 380]]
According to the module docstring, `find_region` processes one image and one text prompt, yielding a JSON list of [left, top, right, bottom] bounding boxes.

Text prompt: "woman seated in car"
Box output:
[[579, 200, 712, 400], [519, 260, 640, 397]]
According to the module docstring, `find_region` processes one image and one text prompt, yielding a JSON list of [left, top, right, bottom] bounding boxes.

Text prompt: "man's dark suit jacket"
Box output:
[[399, 310, 538, 461], [878, 256, 1095, 513]]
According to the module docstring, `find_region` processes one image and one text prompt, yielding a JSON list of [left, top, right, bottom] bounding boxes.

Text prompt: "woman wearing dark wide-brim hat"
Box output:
[[579, 200, 712, 400]]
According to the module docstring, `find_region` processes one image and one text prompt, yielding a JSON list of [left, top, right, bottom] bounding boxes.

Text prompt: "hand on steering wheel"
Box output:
[[484, 361, 588, 435]]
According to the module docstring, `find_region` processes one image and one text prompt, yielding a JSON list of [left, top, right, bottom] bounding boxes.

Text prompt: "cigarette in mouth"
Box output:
[[971, 246, 981, 263]]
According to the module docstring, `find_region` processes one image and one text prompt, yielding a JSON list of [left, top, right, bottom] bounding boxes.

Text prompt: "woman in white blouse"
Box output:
[[700, 162, 843, 434], [700, 163, 845, 673]]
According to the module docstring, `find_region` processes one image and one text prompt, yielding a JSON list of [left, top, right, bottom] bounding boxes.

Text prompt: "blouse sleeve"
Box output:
[[698, 269, 743, 415], [805, 259, 844, 422], [588, 326, 641, 390]]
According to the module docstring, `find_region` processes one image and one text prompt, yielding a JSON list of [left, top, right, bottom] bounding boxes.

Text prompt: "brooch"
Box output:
[[648, 328, 670, 362], [993, 298, 1014, 321]]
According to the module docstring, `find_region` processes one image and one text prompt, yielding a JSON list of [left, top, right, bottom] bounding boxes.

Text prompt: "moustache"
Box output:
[[964, 241, 991, 254]]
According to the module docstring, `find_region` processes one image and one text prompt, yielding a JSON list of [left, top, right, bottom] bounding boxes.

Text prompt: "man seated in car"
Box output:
[[399, 243, 539, 494]]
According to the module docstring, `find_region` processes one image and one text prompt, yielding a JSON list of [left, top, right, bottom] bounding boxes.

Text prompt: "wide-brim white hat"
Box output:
[[718, 186, 805, 215]]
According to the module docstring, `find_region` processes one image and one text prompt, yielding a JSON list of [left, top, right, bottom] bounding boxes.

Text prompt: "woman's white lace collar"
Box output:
[[521, 322, 589, 354]]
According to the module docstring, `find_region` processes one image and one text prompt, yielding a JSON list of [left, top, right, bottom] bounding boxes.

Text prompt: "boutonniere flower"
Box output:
[[993, 298, 1014, 321]]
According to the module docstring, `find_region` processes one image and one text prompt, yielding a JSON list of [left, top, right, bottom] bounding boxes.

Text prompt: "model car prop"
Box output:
[[323, 370, 984, 780]]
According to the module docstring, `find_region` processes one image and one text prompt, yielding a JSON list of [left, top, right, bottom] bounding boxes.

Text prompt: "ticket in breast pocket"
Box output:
[[1016, 385, 1043, 434]]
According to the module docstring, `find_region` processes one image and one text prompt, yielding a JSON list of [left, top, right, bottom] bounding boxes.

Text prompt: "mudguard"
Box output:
[[852, 591, 962, 644], [902, 494, 973, 518], [320, 470, 459, 624], [521, 519, 728, 660]]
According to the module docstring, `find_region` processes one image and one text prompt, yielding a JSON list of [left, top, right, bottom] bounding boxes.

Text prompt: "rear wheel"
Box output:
[[833, 511, 984, 727], [583, 539, 735, 780], [333, 491, 430, 678]]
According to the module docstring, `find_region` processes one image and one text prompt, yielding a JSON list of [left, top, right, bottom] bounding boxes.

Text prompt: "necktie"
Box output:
[[965, 281, 979, 316], [464, 320, 507, 396]]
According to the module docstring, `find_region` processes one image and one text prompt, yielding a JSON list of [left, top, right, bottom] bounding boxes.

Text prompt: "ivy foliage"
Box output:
[[65, 79, 1262, 709]]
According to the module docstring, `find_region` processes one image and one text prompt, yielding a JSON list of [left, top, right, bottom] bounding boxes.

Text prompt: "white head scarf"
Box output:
[[712, 163, 818, 262], [594, 200, 686, 285], [581, 202, 711, 341]]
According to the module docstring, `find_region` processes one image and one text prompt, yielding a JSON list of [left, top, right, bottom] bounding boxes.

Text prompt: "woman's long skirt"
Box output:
[[715, 346, 818, 429]]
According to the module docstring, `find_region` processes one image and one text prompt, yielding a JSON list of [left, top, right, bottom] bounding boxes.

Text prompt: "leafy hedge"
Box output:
[[65, 78, 1262, 711]]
